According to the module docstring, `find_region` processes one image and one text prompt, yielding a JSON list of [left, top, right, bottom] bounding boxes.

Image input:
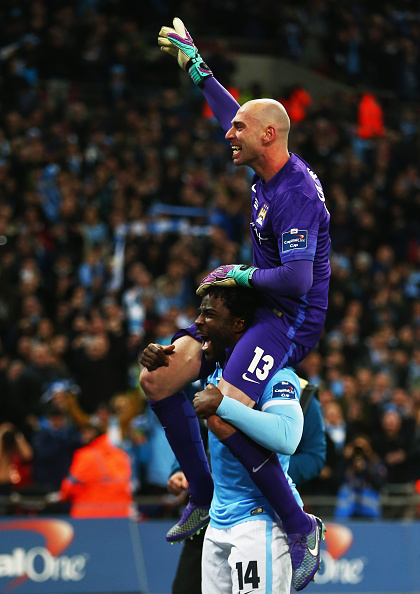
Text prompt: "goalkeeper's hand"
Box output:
[[196, 265, 258, 296], [158, 17, 213, 87]]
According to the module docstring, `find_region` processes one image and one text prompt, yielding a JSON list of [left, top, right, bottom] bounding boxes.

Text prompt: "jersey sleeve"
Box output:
[[272, 191, 320, 263], [216, 384, 303, 455], [201, 77, 239, 132]]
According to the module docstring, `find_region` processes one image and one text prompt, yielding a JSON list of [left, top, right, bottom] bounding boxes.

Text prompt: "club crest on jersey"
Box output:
[[272, 381, 298, 400], [282, 229, 308, 251], [256, 204, 268, 226]]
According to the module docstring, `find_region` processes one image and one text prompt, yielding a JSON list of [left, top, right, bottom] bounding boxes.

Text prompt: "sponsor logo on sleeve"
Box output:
[[282, 229, 308, 251], [271, 381, 298, 400]]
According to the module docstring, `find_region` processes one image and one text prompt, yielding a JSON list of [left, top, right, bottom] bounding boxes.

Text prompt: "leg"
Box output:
[[140, 335, 203, 401], [172, 528, 206, 594], [228, 519, 291, 594], [201, 525, 233, 594], [140, 334, 213, 538]]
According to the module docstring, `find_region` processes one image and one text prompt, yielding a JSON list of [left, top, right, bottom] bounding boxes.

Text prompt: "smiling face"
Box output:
[[225, 99, 291, 179], [194, 293, 245, 361], [225, 102, 264, 168]]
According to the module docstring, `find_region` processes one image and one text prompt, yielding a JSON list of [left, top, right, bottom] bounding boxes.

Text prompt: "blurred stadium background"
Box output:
[[1, 0, 420, 592]]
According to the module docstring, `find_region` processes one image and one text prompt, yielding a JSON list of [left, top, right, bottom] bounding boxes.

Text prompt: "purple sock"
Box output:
[[149, 392, 213, 506], [222, 431, 311, 537]]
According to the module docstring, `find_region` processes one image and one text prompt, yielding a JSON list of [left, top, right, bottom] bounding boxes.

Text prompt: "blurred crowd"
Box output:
[[0, 0, 420, 519]]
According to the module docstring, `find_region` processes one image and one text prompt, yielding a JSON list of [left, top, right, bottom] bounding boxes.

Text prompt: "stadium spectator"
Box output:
[[30, 400, 81, 492], [334, 434, 387, 520], [323, 401, 347, 455], [372, 409, 414, 487], [0, 422, 33, 497], [59, 423, 134, 518]]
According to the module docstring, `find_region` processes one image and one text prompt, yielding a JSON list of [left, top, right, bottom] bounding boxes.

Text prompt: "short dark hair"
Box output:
[[201, 286, 258, 329]]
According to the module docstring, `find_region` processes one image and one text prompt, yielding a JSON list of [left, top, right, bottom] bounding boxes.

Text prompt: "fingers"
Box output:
[[159, 25, 175, 38], [160, 45, 178, 58], [173, 17, 187, 37], [167, 471, 189, 495], [158, 26, 179, 58], [148, 344, 170, 366], [196, 278, 236, 296], [161, 344, 176, 355], [140, 343, 174, 370], [158, 36, 173, 47]]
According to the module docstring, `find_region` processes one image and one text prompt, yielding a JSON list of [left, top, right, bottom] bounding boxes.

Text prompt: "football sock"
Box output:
[[149, 392, 213, 506]]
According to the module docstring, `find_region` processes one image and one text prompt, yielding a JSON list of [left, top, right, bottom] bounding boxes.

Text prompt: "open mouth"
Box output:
[[231, 145, 241, 157], [200, 334, 212, 352]]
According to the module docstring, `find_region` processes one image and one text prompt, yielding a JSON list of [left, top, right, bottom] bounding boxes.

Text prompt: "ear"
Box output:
[[234, 317, 246, 333], [263, 125, 275, 143]]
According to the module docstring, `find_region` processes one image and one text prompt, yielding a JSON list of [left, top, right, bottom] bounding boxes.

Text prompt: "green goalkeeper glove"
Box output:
[[196, 265, 258, 296], [158, 17, 213, 87]]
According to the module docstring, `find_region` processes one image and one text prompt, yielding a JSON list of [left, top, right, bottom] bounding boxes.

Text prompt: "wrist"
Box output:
[[215, 395, 227, 417], [233, 265, 258, 287], [187, 56, 213, 86], [248, 266, 257, 286]]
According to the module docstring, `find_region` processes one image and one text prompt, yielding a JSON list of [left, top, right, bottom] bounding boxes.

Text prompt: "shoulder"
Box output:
[[260, 367, 301, 409], [71, 446, 94, 469], [277, 154, 325, 203]]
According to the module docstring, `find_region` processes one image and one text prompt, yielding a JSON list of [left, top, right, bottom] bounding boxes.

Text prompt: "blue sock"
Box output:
[[149, 392, 213, 506], [222, 430, 311, 536]]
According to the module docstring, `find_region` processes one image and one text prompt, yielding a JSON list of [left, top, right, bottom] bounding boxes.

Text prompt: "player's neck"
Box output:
[[256, 151, 290, 183]]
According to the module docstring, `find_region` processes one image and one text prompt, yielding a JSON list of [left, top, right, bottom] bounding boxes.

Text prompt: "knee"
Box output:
[[139, 368, 159, 401]]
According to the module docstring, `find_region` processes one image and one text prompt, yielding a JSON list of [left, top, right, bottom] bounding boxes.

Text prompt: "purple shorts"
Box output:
[[222, 311, 311, 403]]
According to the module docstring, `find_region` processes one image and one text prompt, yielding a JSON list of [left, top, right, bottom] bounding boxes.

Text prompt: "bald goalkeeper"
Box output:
[[140, 19, 331, 591]]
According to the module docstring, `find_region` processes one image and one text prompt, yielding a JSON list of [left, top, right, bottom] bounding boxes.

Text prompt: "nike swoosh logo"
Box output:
[[251, 183, 256, 192], [308, 524, 320, 556], [199, 513, 210, 522], [252, 453, 273, 473], [242, 372, 260, 383]]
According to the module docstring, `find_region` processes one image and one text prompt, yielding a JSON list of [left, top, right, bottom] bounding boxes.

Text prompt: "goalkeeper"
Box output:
[[140, 18, 331, 592]]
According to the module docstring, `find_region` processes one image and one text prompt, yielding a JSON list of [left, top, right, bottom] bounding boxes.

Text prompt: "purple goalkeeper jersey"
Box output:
[[202, 77, 331, 348], [250, 153, 331, 347]]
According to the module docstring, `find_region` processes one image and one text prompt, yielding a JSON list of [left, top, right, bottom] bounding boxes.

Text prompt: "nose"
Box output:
[[195, 313, 204, 326], [225, 126, 234, 141]]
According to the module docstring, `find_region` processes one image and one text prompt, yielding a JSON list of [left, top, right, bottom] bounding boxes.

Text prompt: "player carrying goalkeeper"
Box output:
[[143, 18, 331, 591]]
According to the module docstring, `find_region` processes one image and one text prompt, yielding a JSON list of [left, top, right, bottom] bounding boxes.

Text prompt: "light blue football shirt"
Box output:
[[207, 365, 303, 529]]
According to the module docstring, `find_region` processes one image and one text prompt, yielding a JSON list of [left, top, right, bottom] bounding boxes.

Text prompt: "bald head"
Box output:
[[240, 99, 290, 136], [226, 98, 291, 181]]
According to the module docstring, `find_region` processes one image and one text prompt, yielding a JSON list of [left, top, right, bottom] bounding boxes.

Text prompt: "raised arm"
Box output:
[[158, 17, 239, 131]]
